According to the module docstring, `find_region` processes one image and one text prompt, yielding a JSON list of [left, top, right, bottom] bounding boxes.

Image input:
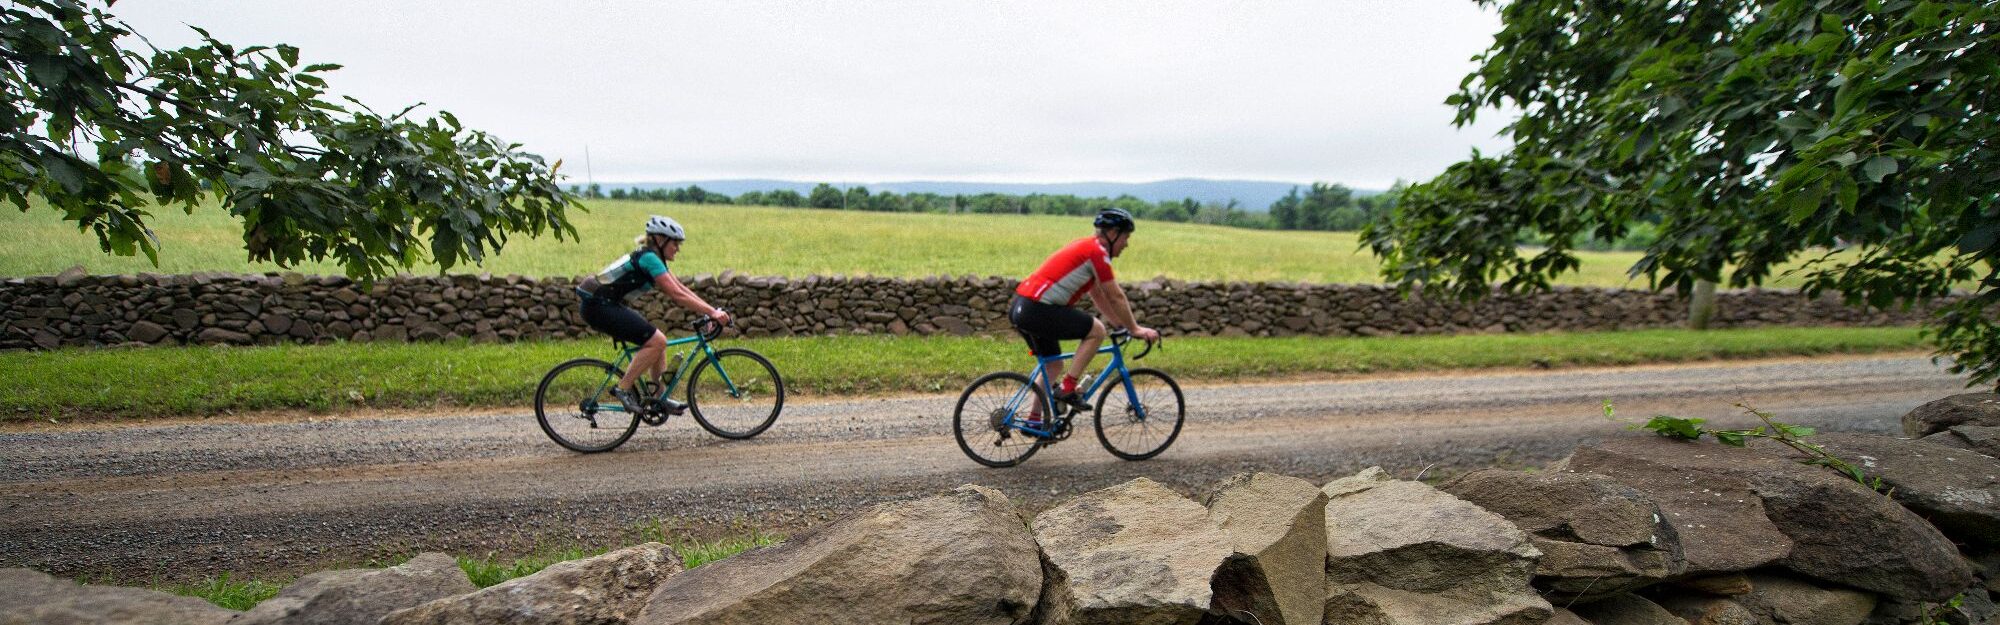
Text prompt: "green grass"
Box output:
[[3, 197, 1728, 287], [160, 574, 285, 611], [1, 327, 1928, 421], [163, 532, 783, 610]]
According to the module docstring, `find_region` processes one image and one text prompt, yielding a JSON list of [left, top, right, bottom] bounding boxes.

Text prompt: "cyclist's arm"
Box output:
[[654, 273, 727, 321], [1093, 280, 1141, 330]]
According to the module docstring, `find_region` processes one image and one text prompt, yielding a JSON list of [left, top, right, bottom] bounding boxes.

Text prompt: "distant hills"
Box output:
[[601, 179, 1382, 212]]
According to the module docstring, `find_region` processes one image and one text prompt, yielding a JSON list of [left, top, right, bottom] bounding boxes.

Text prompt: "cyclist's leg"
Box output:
[[620, 330, 667, 392], [584, 302, 663, 392], [1010, 294, 1095, 405], [1064, 318, 1108, 385], [1009, 297, 1063, 424]]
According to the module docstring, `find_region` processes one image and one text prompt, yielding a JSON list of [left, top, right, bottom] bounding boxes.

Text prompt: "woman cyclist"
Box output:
[[1009, 208, 1161, 429], [576, 216, 731, 415]]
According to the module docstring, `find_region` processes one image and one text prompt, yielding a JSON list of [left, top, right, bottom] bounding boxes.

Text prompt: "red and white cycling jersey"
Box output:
[[1015, 236, 1115, 306]]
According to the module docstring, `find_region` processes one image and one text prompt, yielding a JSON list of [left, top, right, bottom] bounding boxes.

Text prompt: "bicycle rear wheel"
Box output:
[[688, 348, 785, 439], [1093, 367, 1185, 461], [536, 358, 640, 453], [952, 372, 1046, 468]]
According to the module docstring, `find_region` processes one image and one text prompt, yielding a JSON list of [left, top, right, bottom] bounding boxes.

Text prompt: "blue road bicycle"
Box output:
[[535, 315, 784, 453], [953, 327, 1185, 467]]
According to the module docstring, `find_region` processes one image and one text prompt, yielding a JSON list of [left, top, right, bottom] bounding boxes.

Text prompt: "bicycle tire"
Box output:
[[1093, 367, 1185, 461], [952, 371, 1047, 468], [688, 348, 786, 439], [535, 358, 641, 453]]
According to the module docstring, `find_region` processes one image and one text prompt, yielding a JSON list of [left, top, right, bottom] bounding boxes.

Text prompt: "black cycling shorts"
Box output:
[[1008, 294, 1095, 357], [580, 298, 659, 345]]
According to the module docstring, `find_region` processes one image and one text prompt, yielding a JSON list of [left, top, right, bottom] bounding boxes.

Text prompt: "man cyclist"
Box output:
[[576, 215, 731, 416], [1009, 208, 1161, 429]]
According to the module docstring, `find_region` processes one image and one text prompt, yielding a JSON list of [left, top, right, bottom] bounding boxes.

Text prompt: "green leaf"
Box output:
[[1642, 416, 1706, 440], [1862, 155, 1898, 182], [1787, 183, 1825, 224], [1714, 430, 1749, 447], [1776, 115, 1817, 132], [1958, 221, 1999, 254], [1834, 173, 1859, 214], [40, 155, 89, 194], [1778, 424, 1817, 437]]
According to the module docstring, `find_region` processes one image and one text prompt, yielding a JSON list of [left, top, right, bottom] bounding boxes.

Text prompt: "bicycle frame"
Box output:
[[1005, 338, 1149, 437], [593, 331, 738, 413]]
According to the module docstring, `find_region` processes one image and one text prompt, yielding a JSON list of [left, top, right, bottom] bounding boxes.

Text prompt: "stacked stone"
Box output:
[[0, 268, 1944, 350]]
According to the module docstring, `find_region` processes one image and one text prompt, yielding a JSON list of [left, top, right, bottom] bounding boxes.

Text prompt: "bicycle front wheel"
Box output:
[[1094, 367, 1185, 461], [688, 348, 785, 439], [536, 358, 640, 453], [953, 372, 1047, 468]]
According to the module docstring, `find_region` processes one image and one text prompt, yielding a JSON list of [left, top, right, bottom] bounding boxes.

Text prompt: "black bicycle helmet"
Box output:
[[1093, 208, 1135, 232]]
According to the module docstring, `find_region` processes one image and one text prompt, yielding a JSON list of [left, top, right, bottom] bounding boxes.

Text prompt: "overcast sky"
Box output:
[[114, 1, 1514, 189]]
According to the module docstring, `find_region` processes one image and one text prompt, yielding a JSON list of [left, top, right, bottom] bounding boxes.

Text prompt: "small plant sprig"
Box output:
[[1602, 400, 1887, 493]]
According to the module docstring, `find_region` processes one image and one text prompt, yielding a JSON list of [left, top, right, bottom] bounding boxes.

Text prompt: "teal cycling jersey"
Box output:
[[578, 249, 669, 304]]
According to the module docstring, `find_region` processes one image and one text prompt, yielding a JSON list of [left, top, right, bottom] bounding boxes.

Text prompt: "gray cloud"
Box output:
[[115, 0, 1513, 189]]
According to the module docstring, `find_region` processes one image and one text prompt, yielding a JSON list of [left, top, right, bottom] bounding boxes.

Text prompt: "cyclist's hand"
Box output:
[[1134, 326, 1161, 342], [708, 308, 732, 326]]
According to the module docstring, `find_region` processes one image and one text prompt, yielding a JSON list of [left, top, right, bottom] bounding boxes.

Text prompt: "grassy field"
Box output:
[[0, 327, 1928, 421], [1, 197, 1695, 286]]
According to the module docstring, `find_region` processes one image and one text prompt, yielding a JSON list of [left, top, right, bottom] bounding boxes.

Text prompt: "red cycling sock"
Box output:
[[1061, 375, 1078, 395]]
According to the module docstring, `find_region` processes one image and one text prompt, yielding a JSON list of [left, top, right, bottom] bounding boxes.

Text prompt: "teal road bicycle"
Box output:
[[535, 315, 784, 453], [953, 327, 1185, 467]]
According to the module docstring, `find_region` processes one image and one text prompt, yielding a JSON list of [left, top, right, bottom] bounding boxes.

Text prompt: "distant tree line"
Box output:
[[571, 182, 1681, 244]]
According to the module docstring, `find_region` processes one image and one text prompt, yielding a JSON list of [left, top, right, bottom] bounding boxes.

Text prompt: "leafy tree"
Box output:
[[1270, 187, 1302, 229], [1364, 0, 2000, 386], [2, 0, 577, 280], [842, 186, 869, 210], [1299, 183, 1355, 231], [807, 183, 842, 209], [765, 189, 805, 208]]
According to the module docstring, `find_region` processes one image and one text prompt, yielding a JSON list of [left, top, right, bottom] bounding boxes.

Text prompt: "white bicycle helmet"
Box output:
[[644, 215, 686, 240]]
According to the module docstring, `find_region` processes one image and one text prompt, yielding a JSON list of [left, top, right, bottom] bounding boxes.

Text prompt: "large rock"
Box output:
[[231, 552, 474, 625], [1570, 593, 1687, 625], [1650, 593, 1757, 625], [1903, 392, 2000, 437], [1440, 468, 1684, 602], [1668, 573, 1753, 597], [0, 567, 236, 625], [635, 484, 1040, 625], [1810, 432, 2000, 547], [1546, 607, 1592, 625], [195, 327, 253, 346], [1922, 425, 2000, 460], [127, 320, 171, 343], [383, 543, 681, 625], [1734, 573, 1875, 625], [1558, 437, 1973, 601], [1203, 472, 1328, 625], [1321, 467, 1551, 625], [1032, 477, 1233, 625]]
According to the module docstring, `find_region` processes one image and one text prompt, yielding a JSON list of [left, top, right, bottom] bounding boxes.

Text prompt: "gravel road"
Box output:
[[0, 353, 1970, 583]]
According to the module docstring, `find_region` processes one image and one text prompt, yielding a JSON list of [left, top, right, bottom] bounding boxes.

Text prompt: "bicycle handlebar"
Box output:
[[690, 310, 731, 341], [1107, 326, 1161, 361]]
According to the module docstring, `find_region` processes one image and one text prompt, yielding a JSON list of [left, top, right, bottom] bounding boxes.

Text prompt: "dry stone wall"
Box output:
[[0, 269, 1939, 350]]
